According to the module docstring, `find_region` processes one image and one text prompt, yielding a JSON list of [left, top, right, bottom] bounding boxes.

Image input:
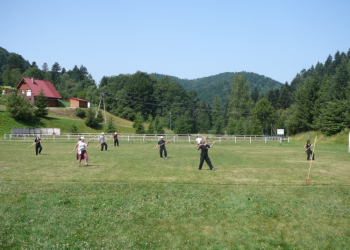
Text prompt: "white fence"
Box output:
[[3, 133, 289, 144]]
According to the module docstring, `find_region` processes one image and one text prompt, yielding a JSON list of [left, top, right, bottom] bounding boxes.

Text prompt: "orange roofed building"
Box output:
[[16, 78, 62, 107]]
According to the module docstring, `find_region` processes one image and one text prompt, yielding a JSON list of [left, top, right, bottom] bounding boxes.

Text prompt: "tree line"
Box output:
[[1, 46, 350, 136]]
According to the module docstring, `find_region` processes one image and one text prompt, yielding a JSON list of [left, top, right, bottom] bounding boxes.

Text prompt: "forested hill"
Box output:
[[152, 72, 283, 103]]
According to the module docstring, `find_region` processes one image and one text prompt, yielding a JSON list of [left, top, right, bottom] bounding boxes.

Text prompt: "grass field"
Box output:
[[0, 139, 349, 249]]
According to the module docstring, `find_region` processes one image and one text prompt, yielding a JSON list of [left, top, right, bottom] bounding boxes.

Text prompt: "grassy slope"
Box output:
[[0, 104, 136, 136]]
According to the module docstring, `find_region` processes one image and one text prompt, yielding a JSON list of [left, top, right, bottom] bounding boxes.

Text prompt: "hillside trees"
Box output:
[[6, 93, 33, 120]]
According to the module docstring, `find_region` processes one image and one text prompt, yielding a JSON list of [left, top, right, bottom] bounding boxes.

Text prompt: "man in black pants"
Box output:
[[99, 132, 108, 151], [198, 141, 216, 170], [304, 140, 315, 160], [34, 135, 42, 155], [156, 136, 168, 159], [113, 132, 119, 146]]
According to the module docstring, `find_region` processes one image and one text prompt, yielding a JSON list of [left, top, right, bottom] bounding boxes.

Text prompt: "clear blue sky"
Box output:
[[1, 0, 350, 85]]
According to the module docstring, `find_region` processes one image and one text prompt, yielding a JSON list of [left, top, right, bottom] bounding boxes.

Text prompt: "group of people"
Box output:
[[32, 133, 316, 169]]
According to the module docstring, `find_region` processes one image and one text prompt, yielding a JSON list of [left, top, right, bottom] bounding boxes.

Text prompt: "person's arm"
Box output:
[[210, 141, 216, 148]]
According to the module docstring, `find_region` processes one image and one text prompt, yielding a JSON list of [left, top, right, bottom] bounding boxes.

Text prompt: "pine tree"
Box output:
[[85, 108, 98, 127], [6, 93, 33, 120], [34, 89, 49, 117], [106, 117, 116, 133]]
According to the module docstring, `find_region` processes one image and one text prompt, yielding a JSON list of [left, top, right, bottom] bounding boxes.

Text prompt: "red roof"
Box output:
[[68, 97, 88, 102], [16, 78, 62, 99]]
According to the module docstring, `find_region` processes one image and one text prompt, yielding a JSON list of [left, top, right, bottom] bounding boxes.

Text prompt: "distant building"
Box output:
[[1, 86, 15, 95], [16, 78, 62, 107], [68, 97, 89, 108]]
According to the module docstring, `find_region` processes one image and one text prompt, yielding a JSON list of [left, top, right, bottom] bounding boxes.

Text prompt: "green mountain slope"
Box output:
[[153, 72, 283, 103]]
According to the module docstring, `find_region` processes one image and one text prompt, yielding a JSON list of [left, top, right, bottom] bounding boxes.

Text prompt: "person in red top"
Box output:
[[197, 141, 216, 170], [113, 132, 119, 146]]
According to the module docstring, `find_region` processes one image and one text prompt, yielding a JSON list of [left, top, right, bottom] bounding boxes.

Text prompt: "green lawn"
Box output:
[[0, 140, 349, 249]]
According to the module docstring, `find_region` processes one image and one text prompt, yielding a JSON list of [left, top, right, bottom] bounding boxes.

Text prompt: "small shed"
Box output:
[[68, 97, 89, 108]]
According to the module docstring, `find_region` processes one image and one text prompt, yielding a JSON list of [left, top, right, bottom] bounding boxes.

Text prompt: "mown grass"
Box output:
[[0, 140, 349, 249]]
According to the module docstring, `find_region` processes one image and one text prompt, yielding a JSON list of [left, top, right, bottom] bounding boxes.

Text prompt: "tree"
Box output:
[[75, 108, 86, 118], [42, 63, 49, 72], [106, 117, 116, 133], [133, 113, 145, 134], [252, 97, 274, 135], [6, 93, 33, 120], [212, 95, 225, 134], [147, 115, 155, 134], [96, 109, 104, 123], [85, 108, 98, 127], [251, 86, 259, 103], [318, 100, 350, 136], [174, 114, 192, 134], [34, 89, 49, 117]]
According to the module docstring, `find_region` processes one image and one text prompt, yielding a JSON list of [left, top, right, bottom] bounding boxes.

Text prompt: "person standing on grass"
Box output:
[[34, 135, 42, 155], [113, 132, 119, 146], [73, 137, 89, 167], [304, 140, 315, 160], [100, 132, 108, 151], [197, 141, 216, 170], [156, 136, 168, 159], [196, 135, 202, 145]]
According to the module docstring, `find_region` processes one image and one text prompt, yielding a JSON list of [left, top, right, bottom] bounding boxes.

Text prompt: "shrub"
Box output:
[[75, 108, 86, 118]]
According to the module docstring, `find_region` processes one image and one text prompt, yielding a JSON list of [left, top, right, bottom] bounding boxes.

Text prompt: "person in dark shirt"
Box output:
[[113, 132, 119, 146], [197, 141, 216, 170], [304, 140, 315, 160], [34, 136, 42, 155], [156, 136, 168, 159]]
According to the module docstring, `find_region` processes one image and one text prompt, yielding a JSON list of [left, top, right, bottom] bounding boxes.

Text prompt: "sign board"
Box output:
[[277, 129, 284, 135]]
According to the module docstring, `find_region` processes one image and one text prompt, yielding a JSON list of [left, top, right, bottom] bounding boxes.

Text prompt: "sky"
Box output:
[[1, 0, 350, 85]]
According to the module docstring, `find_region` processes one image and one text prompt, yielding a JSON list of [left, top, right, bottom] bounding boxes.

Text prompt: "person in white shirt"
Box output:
[[73, 137, 89, 167], [196, 135, 202, 145], [99, 132, 108, 151]]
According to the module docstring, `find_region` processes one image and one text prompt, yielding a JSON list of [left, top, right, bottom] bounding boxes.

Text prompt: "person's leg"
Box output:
[[199, 155, 205, 169], [105, 143, 108, 151], [159, 148, 163, 158], [205, 156, 214, 170], [84, 151, 89, 166], [35, 145, 39, 155], [39, 145, 42, 154], [101, 143, 103, 151], [117, 139, 119, 146], [164, 148, 167, 158], [114, 140, 116, 146], [78, 154, 82, 166]]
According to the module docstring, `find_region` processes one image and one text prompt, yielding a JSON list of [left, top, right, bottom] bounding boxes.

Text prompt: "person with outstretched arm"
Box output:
[[197, 141, 216, 170]]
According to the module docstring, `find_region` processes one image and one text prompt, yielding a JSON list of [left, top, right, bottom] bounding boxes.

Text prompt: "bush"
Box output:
[[6, 93, 33, 120], [75, 108, 86, 118]]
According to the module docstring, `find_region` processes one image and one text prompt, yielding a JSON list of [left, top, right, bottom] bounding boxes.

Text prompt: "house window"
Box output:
[[21, 90, 24, 95], [26, 89, 31, 97]]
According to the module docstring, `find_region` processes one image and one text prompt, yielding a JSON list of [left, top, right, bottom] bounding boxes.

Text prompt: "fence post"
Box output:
[[235, 137, 236, 143], [219, 137, 221, 143], [10, 134, 12, 141], [265, 137, 267, 143], [188, 135, 190, 142], [128, 135, 130, 142], [173, 136, 175, 142]]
